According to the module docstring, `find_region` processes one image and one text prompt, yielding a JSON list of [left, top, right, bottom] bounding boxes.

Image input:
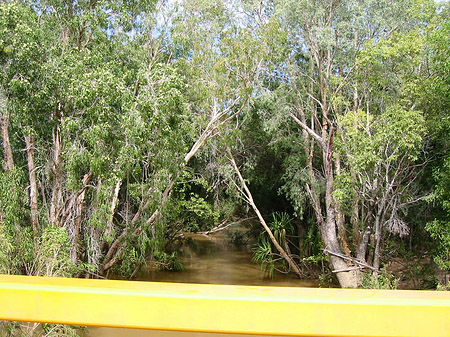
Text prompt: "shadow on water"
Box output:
[[87, 226, 317, 337]]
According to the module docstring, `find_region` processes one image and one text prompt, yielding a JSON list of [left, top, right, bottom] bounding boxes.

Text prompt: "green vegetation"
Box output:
[[360, 269, 400, 290], [0, 0, 449, 305]]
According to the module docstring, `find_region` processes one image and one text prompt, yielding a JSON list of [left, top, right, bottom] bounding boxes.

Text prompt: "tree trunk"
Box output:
[[357, 222, 373, 262], [0, 113, 14, 172], [104, 178, 122, 239], [0, 96, 13, 227], [322, 219, 360, 288], [49, 126, 63, 226], [372, 189, 389, 273], [25, 135, 39, 239], [71, 172, 92, 264], [334, 156, 351, 257], [0, 106, 13, 226], [323, 154, 359, 287], [351, 194, 360, 250], [372, 205, 385, 273], [290, 113, 360, 287]]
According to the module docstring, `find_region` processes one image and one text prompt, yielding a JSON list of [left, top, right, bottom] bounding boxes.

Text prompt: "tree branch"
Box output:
[[289, 113, 326, 149], [323, 249, 377, 271]]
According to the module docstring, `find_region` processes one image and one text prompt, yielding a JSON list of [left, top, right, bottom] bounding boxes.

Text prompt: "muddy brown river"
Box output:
[[87, 228, 317, 337]]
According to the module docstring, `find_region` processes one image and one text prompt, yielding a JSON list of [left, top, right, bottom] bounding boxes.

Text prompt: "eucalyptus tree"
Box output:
[[339, 28, 431, 272], [0, 1, 56, 275], [423, 7, 450, 275], [166, 0, 315, 277], [1, 0, 444, 291], [253, 0, 436, 287], [33, 0, 201, 276], [0, 0, 178, 278], [1, 0, 268, 279]]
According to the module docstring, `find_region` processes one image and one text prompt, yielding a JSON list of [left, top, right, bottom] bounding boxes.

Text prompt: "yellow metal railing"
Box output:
[[0, 274, 449, 336]]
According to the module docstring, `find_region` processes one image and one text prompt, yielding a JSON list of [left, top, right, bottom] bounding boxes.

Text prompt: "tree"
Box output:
[[254, 0, 435, 287], [1, 0, 447, 292], [0, 0, 263, 279], [423, 7, 450, 276]]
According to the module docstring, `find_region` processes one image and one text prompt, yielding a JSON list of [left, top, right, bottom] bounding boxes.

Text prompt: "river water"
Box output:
[[87, 226, 317, 337]]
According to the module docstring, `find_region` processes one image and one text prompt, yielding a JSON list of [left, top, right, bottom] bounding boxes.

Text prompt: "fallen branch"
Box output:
[[198, 217, 256, 235], [332, 267, 363, 273], [323, 249, 377, 271]]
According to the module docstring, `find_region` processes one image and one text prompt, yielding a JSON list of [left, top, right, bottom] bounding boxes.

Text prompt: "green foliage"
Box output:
[[0, 1, 55, 133], [35, 226, 76, 277], [0, 169, 33, 274], [332, 171, 355, 213], [0, 321, 83, 337], [376, 105, 425, 162], [0, 225, 13, 274], [426, 220, 450, 271], [426, 157, 450, 269], [279, 158, 310, 219], [0, 169, 26, 229], [301, 225, 323, 258], [437, 281, 450, 291], [337, 106, 425, 173], [252, 237, 275, 278], [254, 91, 310, 219], [0, 2, 43, 83], [360, 269, 399, 290], [253, 212, 293, 278], [424, 10, 450, 273], [41, 324, 83, 337], [114, 245, 145, 278], [0, 321, 20, 337], [165, 170, 221, 233], [269, 212, 293, 245], [154, 251, 185, 271]]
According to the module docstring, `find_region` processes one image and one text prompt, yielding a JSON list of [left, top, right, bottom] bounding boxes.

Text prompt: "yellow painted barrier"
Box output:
[[0, 275, 449, 337]]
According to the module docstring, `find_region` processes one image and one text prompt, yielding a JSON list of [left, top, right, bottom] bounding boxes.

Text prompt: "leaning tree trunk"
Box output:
[[228, 151, 303, 278], [104, 178, 123, 241]]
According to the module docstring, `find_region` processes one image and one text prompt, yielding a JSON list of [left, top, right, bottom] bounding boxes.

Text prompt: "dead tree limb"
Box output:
[[198, 217, 256, 235], [323, 249, 377, 271], [228, 150, 303, 279]]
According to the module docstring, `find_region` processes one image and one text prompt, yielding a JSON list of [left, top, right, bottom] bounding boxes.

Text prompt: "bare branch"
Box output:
[[289, 113, 325, 149], [198, 217, 256, 235], [324, 249, 377, 271]]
